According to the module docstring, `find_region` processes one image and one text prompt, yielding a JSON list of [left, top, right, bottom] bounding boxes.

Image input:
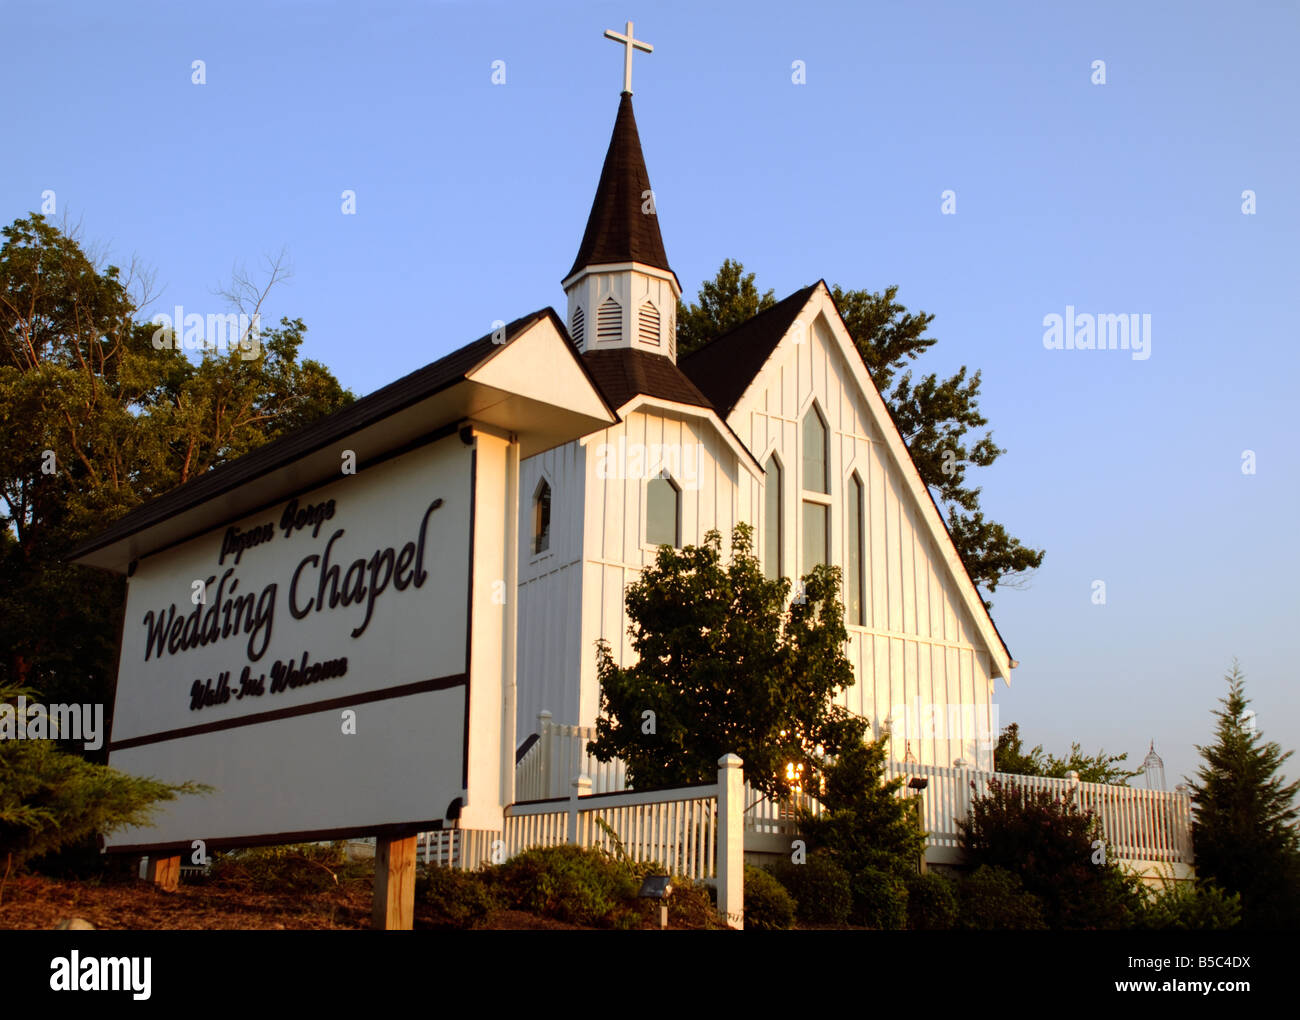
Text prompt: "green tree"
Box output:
[[0, 682, 206, 901], [675, 258, 775, 354], [994, 722, 1140, 785], [1189, 662, 1300, 929], [798, 729, 928, 882], [677, 261, 1043, 603], [0, 214, 354, 722], [587, 524, 863, 799]]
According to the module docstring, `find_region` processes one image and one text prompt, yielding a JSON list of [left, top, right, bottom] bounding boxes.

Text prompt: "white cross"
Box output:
[[604, 21, 653, 94]]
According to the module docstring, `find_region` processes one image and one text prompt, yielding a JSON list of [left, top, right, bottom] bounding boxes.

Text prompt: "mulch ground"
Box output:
[[0, 873, 594, 930]]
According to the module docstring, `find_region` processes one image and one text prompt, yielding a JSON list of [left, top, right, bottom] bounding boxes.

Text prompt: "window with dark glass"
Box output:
[[847, 473, 864, 624], [802, 405, 829, 494], [647, 474, 680, 547], [764, 455, 782, 579], [532, 479, 551, 555], [802, 500, 828, 569]]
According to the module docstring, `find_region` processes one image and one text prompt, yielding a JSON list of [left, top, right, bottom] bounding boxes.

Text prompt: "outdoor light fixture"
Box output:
[[638, 874, 673, 930]]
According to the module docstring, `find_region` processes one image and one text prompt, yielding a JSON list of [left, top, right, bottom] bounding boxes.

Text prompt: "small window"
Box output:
[[803, 500, 828, 570], [847, 473, 864, 625], [646, 474, 680, 547], [764, 455, 782, 579], [597, 296, 622, 342], [532, 480, 551, 555], [638, 300, 660, 346], [803, 405, 829, 494], [570, 306, 585, 349]]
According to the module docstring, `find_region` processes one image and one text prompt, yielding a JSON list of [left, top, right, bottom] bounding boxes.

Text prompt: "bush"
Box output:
[[744, 864, 796, 929], [905, 871, 958, 929], [958, 776, 1147, 928], [492, 845, 637, 926], [1, 682, 204, 897], [207, 841, 369, 894], [1141, 874, 1242, 930], [416, 865, 500, 928], [768, 854, 852, 925], [849, 867, 908, 929], [957, 865, 1047, 930]]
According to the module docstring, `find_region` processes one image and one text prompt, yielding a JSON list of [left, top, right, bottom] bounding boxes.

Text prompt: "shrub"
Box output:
[[416, 865, 500, 929], [207, 841, 368, 894], [0, 682, 204, 900], [850, 867, 908, 929], [958, 776, 1147, 928], [492, 845, 637, 926], [905, 871, 958, 929], [799, 733, 928, 879], [957, 865, 1047, 930], [768, 854, 851, 925], [744, 864, 796, 929], [1141, 873, 1242, 930]]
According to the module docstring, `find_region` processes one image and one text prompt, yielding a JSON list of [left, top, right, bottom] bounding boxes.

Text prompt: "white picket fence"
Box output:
[[419, 754, 746, 926], [514, 712, 816, 843], [885, 761, 1195, 864]]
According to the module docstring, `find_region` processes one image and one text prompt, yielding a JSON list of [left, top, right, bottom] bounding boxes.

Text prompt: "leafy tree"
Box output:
[[994, 722, 1140, 785], [586, 523, 863, 799], [677, 261, 1043, 603], [0, 682, 206, 901], [1189, 662, 1300, 929], [958, 775, 1147, 929], [676, 258, 774, 354], [0, 214, 354, 724]]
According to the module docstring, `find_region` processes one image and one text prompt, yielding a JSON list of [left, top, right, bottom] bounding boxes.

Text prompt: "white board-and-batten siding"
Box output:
[[516, 287, 1003, 772], [729, 304, 997, 769]]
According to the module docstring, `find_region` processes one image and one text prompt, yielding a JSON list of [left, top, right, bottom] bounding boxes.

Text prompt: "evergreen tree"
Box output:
[[1189, 662, 1300, 928], [676, 261, 1043, 603]]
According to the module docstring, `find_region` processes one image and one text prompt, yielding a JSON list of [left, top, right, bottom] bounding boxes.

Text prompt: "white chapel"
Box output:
[[514, 32, 1012, 773]]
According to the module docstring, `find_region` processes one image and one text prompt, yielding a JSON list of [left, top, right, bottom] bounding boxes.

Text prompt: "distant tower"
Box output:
[[1142, 741, 1166, 791]]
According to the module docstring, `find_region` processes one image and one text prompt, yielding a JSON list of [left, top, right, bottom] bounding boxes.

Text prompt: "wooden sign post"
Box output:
[[373, 835, 418, 930]]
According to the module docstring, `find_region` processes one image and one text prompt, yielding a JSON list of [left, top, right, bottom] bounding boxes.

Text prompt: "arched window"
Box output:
[[802, 404, 829, 494], [764, 454, 783, 579], [596, 296, 622, 342], [646, 473, 680, 547], [801, 403, 831, 570], [570, 305, 585, 349], [532, 479, 551, 555], [638, 300, 660, 346], [847, 472, 864, 625]]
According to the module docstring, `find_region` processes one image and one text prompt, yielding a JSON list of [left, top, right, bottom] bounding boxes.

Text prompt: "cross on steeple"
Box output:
[[604, 20, 652, 94]]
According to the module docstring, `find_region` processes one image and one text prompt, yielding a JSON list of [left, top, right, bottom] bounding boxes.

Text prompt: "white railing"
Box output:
[[885, 761, 1194, 864], [508, 713, 1192, 866], [515, 711, 626, 801], [419, 755, 747, 927]]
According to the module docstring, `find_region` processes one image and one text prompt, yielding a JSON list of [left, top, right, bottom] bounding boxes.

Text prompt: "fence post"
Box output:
[[567, 773, 591, 845], [717, 753, 744, 930], [538, 710, 553, 799]]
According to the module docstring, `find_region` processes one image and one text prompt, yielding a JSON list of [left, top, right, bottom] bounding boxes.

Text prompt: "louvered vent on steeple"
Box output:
[[597, 297, 622, 342], [570, 305, 585, 348], [638, 301, 660, 346]]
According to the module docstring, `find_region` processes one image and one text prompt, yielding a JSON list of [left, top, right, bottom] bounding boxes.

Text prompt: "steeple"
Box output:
[[563, 26, 681, 362]]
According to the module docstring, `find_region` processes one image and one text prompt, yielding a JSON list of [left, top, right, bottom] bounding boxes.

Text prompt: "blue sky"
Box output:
[[4, 0, 1297, 787]]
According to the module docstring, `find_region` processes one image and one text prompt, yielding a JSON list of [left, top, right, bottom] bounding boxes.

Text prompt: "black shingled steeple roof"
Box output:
[[565, 93, 674, 283]]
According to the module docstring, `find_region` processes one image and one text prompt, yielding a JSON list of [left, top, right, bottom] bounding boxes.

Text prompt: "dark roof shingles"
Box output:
[[565, 93, 672, 280], [581, 347, 712, 411], [677, 283, 819, 416]]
